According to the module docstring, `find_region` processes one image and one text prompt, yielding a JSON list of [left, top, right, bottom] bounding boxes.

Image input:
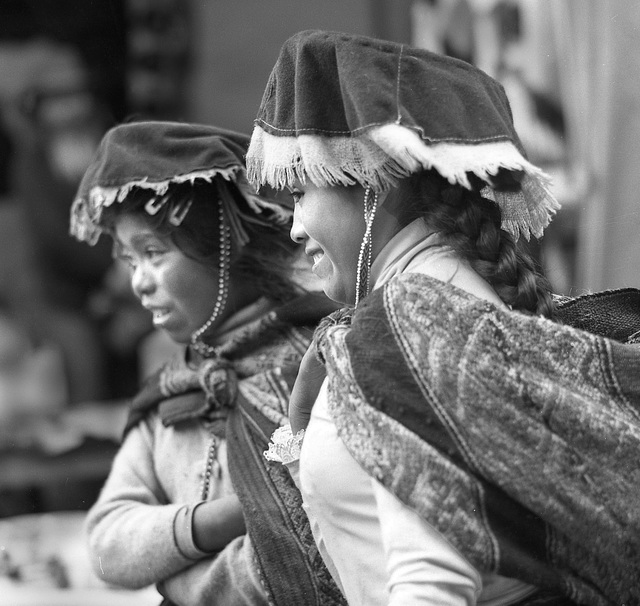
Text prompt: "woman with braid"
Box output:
[[258, 31, 640, 606]]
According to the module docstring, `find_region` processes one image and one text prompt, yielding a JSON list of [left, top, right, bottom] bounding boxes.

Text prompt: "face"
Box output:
[[114, 214, 219, 344], [289, 181, 366, 305]]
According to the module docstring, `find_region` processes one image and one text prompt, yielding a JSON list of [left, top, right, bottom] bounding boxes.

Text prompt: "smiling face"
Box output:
[[114, 214, 220, 344], [289, 181, 367, 305]]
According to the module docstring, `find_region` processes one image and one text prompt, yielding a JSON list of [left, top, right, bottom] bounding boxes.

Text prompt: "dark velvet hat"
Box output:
[[247, 30, 559, 239], [70, 121, 291, 245]]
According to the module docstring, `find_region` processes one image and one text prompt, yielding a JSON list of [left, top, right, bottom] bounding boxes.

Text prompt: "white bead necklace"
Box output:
[[191, 201, 231, 358], [354, 187, 378, 308]]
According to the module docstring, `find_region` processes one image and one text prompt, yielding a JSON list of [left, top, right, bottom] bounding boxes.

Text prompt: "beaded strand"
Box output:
[[354, 187, 378, 308], [191, 200, 231, 357], [199, 429, 220, 500]]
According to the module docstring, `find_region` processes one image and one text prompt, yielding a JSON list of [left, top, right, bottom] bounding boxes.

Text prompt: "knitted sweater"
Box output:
[[85, 408, 261, 602]]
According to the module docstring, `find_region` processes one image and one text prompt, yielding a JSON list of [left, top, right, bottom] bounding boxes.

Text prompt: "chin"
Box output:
[[161, 327, 190, 345], [322, 282, 355, 306]]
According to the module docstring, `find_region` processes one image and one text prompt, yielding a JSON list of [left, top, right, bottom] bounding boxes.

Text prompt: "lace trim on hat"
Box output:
[[70, 166, 292, 245], [247, 123, 560, 240]]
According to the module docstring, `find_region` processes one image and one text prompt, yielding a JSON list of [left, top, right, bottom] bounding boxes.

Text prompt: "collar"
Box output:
[[371, 219, 445, 289]]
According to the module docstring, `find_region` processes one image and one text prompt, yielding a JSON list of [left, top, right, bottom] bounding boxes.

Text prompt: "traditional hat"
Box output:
[[70, 121, 291, 245], [247, 30, 560, 240]]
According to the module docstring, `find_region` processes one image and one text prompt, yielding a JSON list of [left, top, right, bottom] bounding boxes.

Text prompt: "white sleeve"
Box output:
[[374, 480, 482, 606], [84, 419, 197, 589]]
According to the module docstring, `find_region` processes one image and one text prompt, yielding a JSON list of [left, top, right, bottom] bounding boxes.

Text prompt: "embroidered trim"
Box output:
[[395, 45, 404, 123], [246, 123, 560, 240], [70, 165, 292, 245]]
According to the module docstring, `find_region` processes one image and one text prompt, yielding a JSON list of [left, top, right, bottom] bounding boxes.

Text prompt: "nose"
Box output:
[[290, 204, 307, 243], [131, 263, 155, 299]]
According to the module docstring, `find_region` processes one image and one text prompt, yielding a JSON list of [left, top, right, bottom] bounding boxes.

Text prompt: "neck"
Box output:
[[191, 276, 265, 357]]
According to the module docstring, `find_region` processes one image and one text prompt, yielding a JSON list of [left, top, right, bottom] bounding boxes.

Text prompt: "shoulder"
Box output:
[[359, 273, 478, 323]]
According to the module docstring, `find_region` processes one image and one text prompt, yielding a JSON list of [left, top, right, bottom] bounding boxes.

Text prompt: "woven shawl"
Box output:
[[318, 274, 640, 606]]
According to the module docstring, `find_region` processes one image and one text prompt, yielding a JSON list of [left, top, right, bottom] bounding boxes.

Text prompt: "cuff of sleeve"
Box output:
[[173, 502, 213, 560]]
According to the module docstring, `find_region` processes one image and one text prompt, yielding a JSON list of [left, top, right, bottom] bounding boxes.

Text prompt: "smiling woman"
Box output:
[[255, 30, 640, 606], [289, 182, 368, 304], [69, 121, 342, 606]]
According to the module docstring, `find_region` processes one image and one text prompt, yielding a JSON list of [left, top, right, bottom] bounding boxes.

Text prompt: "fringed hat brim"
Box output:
[[247, 123, 559, 240], [70, 166, 292, 246], [70, 121, 293, 245]]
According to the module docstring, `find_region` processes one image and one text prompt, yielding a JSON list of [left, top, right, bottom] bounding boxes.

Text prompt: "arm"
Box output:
[[191, 494, 245, 552], [159, 535, 269, 606], [84, 419, 203, 589], [373, 480, 482, 605], [289, 344, 326, 434]]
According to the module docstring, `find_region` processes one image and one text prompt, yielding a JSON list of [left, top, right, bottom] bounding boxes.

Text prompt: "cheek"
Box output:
[[177, 272, 217, 307], [326, 219, 365, 270], [162, 261, 217, 313], [305, 205, 362, 251]]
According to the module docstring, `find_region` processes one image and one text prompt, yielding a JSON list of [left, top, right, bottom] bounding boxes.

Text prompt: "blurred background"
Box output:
[[0, 0, 638, 603]]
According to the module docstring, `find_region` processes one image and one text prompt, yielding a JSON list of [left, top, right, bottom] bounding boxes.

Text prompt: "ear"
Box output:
[[376, 188, 391, 208], [374, 184, 414, 232]]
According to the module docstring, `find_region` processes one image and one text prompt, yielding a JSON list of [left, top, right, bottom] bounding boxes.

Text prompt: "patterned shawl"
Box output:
[[317, 274, 640, 606]]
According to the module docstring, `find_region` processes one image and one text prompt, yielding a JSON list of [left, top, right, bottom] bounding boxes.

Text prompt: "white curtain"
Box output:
[[551, 0, 640, 291]]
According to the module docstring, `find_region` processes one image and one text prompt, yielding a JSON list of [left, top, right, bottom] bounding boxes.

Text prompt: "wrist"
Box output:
[[192, 495, 245, 553]]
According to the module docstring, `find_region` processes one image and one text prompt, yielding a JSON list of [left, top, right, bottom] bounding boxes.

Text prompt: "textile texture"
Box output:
[[318, 274, 640, 606], [247, 29, 559, 240], [128, 292, 344, 606], [126, 293, 335, 433], [254, 30, 520, 144], [70, 121, 290, 244], [555, 288, 640, 344], [78, 122, 249, 192]]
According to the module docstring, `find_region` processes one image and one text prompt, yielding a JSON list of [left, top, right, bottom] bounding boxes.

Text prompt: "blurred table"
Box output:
[[0, 405, 162, 603], [0, 511, 161, 605], [0, 401, 128, 514]]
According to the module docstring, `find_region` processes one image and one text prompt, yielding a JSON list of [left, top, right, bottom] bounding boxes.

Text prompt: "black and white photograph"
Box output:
[[0, 1, 638, 605]]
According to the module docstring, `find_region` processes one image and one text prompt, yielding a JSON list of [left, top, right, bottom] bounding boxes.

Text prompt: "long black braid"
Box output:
[[398, 170, 556, 318]]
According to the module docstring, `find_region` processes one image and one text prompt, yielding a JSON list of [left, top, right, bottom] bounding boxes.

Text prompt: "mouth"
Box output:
[[307, 248, 325, 270], [146, 307, 172, 326]]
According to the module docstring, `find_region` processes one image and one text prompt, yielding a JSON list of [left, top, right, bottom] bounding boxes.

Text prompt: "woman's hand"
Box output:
[[192, 494, 246, 553], [289, 344, 326, 434]]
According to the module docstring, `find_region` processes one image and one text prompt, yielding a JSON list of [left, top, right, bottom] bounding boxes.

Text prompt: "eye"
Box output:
[[288, 188, 303, 205], [117, 253, 136, 270], [143, 245, 165, 260]]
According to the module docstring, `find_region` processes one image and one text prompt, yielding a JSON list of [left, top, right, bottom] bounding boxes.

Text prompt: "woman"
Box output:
[[71, 121, 343, 606], [255, 31, 640, 606]]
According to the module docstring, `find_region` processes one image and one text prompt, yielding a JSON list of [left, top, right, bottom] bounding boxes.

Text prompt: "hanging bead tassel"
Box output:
[[191, 199, 231, 357], [354, 187, 378, 308]]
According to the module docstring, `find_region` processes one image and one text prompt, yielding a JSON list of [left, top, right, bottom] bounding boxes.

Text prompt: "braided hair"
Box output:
[[397, 170, 556, 318]]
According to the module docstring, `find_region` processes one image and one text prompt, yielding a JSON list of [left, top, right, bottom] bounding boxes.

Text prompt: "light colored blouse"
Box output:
[[85, 299, 275, 605], [298, 219, 537, 606]]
